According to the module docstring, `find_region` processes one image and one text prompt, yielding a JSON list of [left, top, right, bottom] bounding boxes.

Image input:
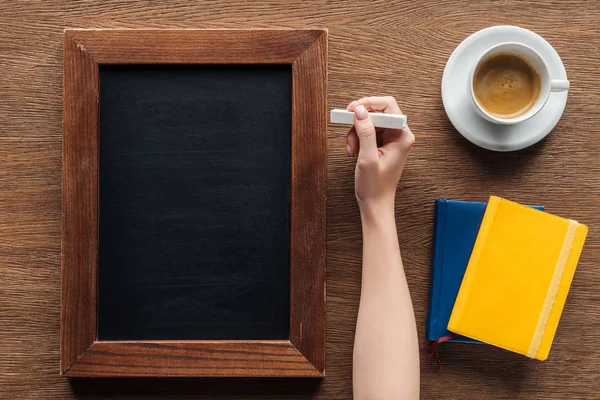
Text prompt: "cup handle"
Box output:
[[551, 79, 570, 92]]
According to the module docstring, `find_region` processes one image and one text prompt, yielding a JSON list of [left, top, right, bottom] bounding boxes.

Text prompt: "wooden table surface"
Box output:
[[2, 1, 599, 398]]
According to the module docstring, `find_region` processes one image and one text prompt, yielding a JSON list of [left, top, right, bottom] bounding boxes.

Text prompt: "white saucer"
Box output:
[[442, 26, 568, 152]]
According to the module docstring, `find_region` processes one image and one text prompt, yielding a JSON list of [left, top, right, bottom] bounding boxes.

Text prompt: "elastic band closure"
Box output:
[[527, 220, 578, 358]]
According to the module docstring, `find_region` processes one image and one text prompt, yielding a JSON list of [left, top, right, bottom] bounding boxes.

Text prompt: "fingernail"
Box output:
[[346, 101, 355, 110], [346, 144, 352, 156], [355, 105, 368, 120]]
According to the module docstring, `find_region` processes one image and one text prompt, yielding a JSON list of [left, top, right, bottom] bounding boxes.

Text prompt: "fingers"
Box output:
[[346, 127, 359, 156], [382, 125, 416, 153], [400, 126, 416, 149], [347, 96, 402, 114], [344, 96, 406, 158], [347, 129, 388, 156], [353, 105, 378, 161]]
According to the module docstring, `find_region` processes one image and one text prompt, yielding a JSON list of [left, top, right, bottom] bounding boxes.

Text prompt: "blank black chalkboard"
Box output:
[[97, 65, 292, 341]]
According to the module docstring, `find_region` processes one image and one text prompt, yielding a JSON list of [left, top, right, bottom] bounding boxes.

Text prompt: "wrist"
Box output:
[[359, 200, 396, 228]]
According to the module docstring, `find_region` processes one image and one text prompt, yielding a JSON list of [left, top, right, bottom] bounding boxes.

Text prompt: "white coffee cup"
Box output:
[[469, 42, 569, 125]]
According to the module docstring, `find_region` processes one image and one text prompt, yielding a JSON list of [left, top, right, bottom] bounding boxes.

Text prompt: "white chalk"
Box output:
[[330, 109, 407, 129]]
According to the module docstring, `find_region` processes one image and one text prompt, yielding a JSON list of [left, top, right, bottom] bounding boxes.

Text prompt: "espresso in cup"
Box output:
[[473, 52, 541, 119]]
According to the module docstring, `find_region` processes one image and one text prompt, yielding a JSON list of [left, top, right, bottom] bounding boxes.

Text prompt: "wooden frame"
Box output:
[[61, 29, 327, 378]]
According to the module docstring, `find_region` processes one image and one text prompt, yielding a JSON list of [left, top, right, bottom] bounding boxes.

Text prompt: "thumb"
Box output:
[[354, 105, 378, 159], [354, 105, 378, 161]]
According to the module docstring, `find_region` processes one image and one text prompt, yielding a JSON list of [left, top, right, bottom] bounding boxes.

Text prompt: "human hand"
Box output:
[[346, 96, 415, 218]]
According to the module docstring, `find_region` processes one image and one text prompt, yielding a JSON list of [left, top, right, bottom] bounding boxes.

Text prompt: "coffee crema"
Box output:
[[473, 52, 541, 119]]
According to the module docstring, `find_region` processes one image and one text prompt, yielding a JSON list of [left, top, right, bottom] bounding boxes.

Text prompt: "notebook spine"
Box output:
[[426, 199, 446, 341], [448, 196, 500, 331]]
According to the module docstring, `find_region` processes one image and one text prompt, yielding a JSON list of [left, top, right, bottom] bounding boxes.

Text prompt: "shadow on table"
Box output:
[[69, 377, 321, 398], [444, 115, 550, 179], [427, 339, 534, 395]]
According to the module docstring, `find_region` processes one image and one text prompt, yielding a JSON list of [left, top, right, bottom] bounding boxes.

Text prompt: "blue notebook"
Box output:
[[426, 199, 544, 343]]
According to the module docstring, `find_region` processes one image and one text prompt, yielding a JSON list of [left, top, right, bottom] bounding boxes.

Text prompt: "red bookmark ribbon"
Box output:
[[428, 333, 457, 372]]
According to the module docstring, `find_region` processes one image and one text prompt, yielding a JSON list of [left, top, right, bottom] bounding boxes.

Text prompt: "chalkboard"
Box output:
[[97, 65, 292, 341], [62, 29, 326, 377]]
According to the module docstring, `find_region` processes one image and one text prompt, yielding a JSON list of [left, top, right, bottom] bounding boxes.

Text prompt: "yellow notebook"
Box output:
[[448, 196, 587, 360]]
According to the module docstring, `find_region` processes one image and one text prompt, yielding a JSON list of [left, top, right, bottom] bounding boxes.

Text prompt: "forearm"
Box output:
[[353, 206, 420, 400]]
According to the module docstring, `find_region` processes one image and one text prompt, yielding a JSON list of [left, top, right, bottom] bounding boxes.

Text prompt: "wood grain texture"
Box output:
[[1, 0, 599, 398], [66, 341, 322, 378], [66, 29, 324, 64], [61, 32, 99, 373], [60, 28, 326, 378], [289, 30, 327, 375]]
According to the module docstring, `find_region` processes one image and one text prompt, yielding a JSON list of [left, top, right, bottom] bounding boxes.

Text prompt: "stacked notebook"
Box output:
[[427, 199, 544, 344], [427, 196, 587, 360]]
